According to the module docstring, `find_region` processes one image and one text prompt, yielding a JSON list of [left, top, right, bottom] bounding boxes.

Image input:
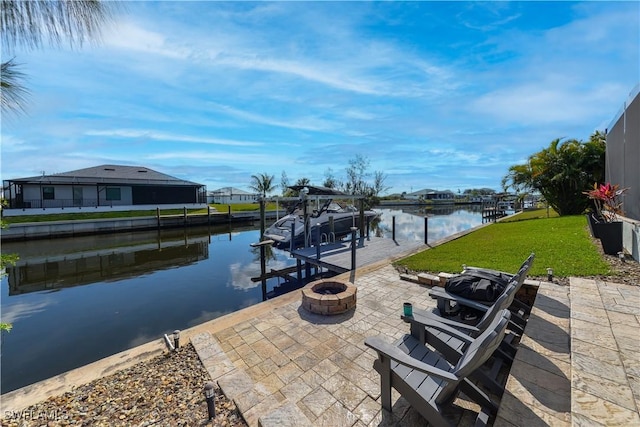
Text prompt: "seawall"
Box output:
[[0, 211, 286, 242]]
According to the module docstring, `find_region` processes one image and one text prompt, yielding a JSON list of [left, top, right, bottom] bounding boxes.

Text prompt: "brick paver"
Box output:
[[193, 264, 462, 426], [569, 278, 640, 426], [192, 267, 640, 426]]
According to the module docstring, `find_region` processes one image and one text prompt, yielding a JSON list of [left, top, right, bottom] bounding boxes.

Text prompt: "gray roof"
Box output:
[[209, 187, 255, 195], [408, 188, 454, 196], [8, 165, 203, 187]]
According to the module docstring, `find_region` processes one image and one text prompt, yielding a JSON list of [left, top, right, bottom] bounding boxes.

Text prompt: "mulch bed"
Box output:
[[1, 344, 247, 427]]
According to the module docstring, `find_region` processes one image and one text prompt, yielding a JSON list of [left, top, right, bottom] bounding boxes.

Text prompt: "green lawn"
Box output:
[[395, 211, 611, 278], [3, 208, 206, 224], [501, 207, 559, 221], [209, 202, 280, 212], [2, 203, 281, 224]]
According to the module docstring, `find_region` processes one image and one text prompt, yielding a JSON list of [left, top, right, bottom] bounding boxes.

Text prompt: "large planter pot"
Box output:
[[594, 221, 623, 255], [585, 213, 601, 238]]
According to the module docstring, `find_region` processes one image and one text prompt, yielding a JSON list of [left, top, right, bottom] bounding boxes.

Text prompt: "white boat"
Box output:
[[264, 187, 379, 249]]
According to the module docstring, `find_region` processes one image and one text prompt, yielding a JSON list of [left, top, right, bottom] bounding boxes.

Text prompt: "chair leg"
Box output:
[[460, 379, 499, 415], [380, 357, 392, 411]]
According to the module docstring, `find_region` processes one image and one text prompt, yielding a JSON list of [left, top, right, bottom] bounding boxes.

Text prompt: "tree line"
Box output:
[[251, 130, 609, 217], [249, 154, 389, 209]]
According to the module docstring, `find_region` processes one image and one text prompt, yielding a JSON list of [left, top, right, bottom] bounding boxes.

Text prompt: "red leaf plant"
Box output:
[[584, 182, 629, 223]]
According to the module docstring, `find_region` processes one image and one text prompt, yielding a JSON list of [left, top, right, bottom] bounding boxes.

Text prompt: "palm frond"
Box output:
[[1, 0, 115, 53], [1, 59, 29, 115]]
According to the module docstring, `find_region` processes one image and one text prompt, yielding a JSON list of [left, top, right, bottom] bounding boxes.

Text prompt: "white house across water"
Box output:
[[2, 164, 207, 211]]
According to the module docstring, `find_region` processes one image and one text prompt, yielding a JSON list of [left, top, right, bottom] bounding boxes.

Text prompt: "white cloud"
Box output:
[[206, 103, 338, 132], [1, 300, 52, 325], [0, 134, 34, 153], [103, 21, 190, 60], [146, 150, 282, 166], [227, 258, 292, 291], [85, 129, 264, 147]]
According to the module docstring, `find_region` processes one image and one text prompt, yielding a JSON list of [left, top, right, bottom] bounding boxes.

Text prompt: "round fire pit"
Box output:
[[302, 279, 357, 315]]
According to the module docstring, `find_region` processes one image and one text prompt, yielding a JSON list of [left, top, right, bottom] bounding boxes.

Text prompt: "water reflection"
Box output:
[[372, 205, 484, 242], [7, 241, 209, 296], [0, 224, 296, 394], [0, 206, 485, 394]]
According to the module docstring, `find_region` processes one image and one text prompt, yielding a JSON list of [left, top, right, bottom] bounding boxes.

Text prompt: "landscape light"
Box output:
[[204, 382, 215, 420], [173, 330, 180, 349], [547, 268, 553, 282]]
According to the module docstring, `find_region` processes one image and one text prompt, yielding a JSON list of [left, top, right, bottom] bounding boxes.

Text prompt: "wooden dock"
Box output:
[[481, 203, 507, 222], [290, 236, 425, 275], [252, 237, 425, 299]]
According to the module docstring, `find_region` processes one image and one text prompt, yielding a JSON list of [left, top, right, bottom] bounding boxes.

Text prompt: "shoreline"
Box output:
[[0, 211, 285, 242], [0, 281, 304, 415]]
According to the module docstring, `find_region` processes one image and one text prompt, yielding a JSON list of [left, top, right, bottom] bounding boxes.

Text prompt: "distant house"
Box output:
[[3, 165, 207, 209], [208, 187, 259, 204], [404, 189, 455, 201]]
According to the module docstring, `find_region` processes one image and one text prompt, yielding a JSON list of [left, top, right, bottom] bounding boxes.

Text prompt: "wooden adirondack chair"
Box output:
[[429, 253, 535, 323], [401, 290, 518, 396], [365, 309, 511, 427]]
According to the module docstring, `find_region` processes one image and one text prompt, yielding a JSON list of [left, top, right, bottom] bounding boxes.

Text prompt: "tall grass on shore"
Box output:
[[395, 212, 611, 278]]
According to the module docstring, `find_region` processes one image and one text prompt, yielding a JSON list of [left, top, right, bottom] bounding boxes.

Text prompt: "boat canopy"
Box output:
[[287, 185, 347, 196]]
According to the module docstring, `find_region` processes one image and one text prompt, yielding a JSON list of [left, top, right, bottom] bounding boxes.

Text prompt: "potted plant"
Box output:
[[583, 182, 628, 255], [585, 208, 601, 238]]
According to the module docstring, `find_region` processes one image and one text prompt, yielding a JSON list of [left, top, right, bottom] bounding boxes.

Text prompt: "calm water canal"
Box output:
[[1, 206, 485, 393]]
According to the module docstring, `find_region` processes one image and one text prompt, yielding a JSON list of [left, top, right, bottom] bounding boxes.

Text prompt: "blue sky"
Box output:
[[2, 1, 638, 195]]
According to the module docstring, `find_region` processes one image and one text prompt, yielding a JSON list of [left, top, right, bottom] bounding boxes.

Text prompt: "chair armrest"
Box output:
[[429, 288, 492, 312], [418, 317, 473, 344], [364, 336, 458, 381], [402, 311, 476, 344], [409, 307, 481, 333]]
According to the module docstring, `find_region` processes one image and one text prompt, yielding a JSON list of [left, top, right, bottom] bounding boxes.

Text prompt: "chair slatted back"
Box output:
[[454, 309, 511, 376], [474, 283, 517, 332], [473, 254, 533, 332]]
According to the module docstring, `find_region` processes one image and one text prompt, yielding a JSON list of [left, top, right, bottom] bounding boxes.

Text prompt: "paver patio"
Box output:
[[193, 265, 640, 427], [192, 264, 491, 426]]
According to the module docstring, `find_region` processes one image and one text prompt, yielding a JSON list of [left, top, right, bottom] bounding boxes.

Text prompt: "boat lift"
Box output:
[[265, 185, 369, 250], [251, 186, 370, 298]]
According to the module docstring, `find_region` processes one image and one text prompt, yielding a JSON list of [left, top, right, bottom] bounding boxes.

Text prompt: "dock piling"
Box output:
[[392, 216, 396, 241], [350, 227, 357, 271], [315, 223, 321, 260], [424, 216, 428, 245], [259, 199, 266, 238]]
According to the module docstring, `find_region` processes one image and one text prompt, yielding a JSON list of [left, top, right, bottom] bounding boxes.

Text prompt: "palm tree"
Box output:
[[1, 0, 118, 115], [295, 177, 311, 187], [502, 133, 606, 215], [249, 173, 276, 198]]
